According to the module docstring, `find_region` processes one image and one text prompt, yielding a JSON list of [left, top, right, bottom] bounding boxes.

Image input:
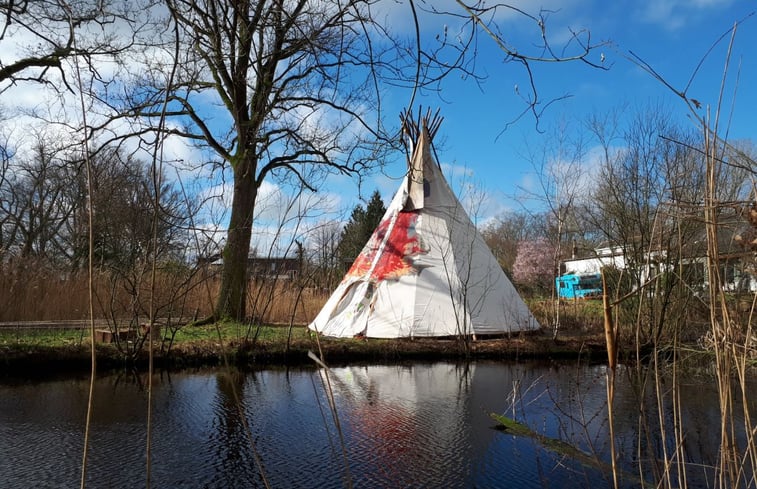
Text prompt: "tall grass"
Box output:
[[599, 23, 757, 489], [0, 261, 333, 328]]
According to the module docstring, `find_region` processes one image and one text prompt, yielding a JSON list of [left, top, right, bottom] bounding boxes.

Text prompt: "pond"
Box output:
[[0, 360, 752, 488]]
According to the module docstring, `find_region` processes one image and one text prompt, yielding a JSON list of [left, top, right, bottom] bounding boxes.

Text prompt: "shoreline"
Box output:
[[0, 330, 610, 377]]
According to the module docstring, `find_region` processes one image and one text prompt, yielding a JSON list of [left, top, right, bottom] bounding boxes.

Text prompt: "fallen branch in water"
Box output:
[[489, 412, 650, 487]]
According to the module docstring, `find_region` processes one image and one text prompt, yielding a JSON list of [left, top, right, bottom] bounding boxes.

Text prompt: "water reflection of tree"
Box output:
[[210, 370, 259, 487]]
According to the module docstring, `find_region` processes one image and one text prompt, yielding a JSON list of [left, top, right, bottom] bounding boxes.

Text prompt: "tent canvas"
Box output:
[[309, 122, 540, 338]]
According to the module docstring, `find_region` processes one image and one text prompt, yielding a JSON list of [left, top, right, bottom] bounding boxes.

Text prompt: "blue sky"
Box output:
[[2, 0, 755, 257], [203, 0, 757, 255], [337, 0, 757, 224]]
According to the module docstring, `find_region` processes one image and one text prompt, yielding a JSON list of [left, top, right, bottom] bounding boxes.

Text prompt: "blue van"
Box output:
[[556, 273, 603, 299]]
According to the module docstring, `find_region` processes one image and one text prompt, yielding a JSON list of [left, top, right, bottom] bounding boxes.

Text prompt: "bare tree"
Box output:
[[0, 126, 190, 268], [518, 118, 589, 337], [100, 0, 611, 323], [482, 210, 543, 276], [585, 103, 710, 342], [0, 128, 76, 263], [0, 127, 16, 257], [0, 0, 145, 91], [117, 0, 422, 321], [310, 220, 344, 290]]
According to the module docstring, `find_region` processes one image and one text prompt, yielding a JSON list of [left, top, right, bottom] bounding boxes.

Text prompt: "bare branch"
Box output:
[[450, 1, 610, 130]]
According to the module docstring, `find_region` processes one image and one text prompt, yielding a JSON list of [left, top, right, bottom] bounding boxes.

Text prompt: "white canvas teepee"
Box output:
[[309, 119, 540, 338]]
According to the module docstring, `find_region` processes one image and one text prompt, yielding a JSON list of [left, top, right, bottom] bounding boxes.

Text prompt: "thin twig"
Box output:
[[144, 7, 182, 487], [63, 2, 96, 487]]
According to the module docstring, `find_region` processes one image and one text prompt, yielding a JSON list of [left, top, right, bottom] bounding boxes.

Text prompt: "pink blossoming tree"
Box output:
[[513, 238, 555, 290]]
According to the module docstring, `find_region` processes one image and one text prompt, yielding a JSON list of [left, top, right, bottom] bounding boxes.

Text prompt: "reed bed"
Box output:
[[0, 262, 332, 326]]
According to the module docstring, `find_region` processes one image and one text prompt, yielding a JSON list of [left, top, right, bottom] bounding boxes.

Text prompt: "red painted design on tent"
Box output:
[[347, 211, 425, 281]]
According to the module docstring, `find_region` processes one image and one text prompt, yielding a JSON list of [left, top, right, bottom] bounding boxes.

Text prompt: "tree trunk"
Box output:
[[215, 160, 257, 320]]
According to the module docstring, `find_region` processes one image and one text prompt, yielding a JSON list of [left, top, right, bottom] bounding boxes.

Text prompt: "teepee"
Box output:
[[309, 112, 540, 338]]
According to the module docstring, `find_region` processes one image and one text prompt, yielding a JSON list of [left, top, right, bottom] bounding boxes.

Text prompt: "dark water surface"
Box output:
[[0, 361, 748, 488]]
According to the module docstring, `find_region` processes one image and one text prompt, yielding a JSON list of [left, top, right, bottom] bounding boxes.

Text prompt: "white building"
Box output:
[[560, 245, 757, 293], [560, 246, 626, 275]]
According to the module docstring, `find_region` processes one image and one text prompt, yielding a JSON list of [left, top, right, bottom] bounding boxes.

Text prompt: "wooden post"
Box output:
[[601, 269, 617, 370], [601, 268, 619, 489]]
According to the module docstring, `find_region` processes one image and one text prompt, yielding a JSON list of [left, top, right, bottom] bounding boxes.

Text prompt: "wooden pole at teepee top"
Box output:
[[400, 106, 444, 159]]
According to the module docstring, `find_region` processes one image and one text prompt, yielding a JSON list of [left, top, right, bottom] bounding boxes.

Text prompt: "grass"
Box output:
[[0, 323, 311, 348], [171, 322, 307, 343], [0, 328, 87, 347], [0, 318, 611, 375]]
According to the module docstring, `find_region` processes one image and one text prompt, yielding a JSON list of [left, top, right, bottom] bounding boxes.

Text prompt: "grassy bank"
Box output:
[[0, 320, 609, 376]]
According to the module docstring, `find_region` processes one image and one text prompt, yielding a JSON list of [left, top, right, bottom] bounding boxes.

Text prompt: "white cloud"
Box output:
[[369, 172, 404, 203], [159, 131, 208, 170], [440, 161, 474, 180], [250, 181, 351, 256], [637, 0, 738, 30]]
